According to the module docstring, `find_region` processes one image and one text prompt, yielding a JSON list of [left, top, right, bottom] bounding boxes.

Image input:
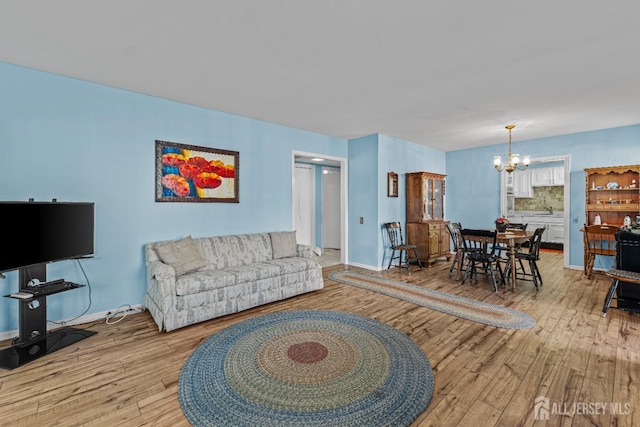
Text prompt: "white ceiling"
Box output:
[[2, 1, 640, 152]]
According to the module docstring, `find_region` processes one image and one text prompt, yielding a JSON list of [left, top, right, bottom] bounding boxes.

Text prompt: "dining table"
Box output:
[[497, 230, 534, 291], [456, 229, 533, 291]]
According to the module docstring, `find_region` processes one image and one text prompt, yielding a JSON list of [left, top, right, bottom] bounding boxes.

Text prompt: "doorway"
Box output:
[[500, 154, 571, 268], [292, 151, 348, 266]]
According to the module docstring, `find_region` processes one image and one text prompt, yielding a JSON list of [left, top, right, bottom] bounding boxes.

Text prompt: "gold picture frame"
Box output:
[[155, 140, 239, 203]]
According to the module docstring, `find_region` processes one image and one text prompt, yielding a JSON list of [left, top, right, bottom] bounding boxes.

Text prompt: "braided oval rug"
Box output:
[[178, 310, 433, 427], [328, 271, 535, 330]]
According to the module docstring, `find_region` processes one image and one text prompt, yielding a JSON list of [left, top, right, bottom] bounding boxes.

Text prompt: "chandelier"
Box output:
[[494, 125, 530, 173]]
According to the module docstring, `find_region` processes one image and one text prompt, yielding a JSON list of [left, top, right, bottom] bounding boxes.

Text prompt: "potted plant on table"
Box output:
[[495, 216, 509, 232]]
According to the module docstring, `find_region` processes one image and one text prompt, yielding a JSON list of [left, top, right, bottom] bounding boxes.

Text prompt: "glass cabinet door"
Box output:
[[424, 179, 433, 220], [434, 179, 443, 219]]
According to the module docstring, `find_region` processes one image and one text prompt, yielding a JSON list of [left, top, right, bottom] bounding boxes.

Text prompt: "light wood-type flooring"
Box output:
[[1, 252, 639, 426]]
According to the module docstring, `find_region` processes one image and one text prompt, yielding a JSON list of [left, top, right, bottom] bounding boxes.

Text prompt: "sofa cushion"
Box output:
[[155, 235, 207, 276], [175, 269, 237, 296], [266, 257, 319, 275], [224, 263, 282, 283], [270, 231, 298, 259], [196, 233, 272, 269]]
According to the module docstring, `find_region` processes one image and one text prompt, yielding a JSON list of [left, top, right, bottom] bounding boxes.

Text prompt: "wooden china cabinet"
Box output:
[[584, 165, 640, 226], [405, 172, 450, 266]]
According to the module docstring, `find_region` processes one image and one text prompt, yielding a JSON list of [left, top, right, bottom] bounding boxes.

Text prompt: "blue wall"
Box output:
[[446, 124, 640, 269], [0, 62, 346, 332], [377, 135, 446, 267], [348, 135, 379, 267], [348, 134, 446, 269]]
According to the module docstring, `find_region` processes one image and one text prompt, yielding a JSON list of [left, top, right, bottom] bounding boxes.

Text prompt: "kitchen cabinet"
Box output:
[[513, 169, 533, 198], [531, 168, 553, 187], [405, 172, 450, 265], [547, 224, 564, 243], [531, 166, 564, 186], [552, 167, 564, 185], [507, 214, 564, 243]]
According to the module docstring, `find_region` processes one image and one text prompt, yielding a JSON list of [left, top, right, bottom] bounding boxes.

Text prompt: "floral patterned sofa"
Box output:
[[143, 231, 323, 331]]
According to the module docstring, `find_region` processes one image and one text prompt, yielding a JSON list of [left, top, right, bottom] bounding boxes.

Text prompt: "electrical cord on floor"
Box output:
[[47, 258, 93, 327], [105, 304, 144, 325]]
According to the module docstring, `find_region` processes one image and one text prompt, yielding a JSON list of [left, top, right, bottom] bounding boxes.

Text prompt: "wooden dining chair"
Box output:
[[506, 223, 528, 231], [584, 224, 619, 279], [459, 228, 505, 292], [504, 227, 545, 290], [384, 222, 423, 275], [602, 231, 640, 316], [446, 222, 465, 277]]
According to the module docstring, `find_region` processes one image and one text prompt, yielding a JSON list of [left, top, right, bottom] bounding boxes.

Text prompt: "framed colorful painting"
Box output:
[[155, 140, 239, 203]]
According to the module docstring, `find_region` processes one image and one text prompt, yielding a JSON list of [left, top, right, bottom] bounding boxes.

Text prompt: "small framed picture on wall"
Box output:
[[387, 172, 398, 197]]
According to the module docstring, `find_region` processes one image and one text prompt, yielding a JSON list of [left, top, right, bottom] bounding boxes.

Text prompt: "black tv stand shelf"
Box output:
[[0, 266, 96, 370], [4, 280, 84, 299]]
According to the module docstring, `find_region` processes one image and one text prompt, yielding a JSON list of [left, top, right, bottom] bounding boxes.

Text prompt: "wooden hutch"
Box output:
[[405, 171, 450, 266], [584, 165, 640, 226]]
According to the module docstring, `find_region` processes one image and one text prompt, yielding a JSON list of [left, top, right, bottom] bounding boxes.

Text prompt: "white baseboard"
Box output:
[[0, 304, 144, 342], [346, 261, 381, 271]]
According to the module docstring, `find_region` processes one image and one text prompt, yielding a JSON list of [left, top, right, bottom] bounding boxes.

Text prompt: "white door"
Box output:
[[322, 168, 341, 249], [294, 164, 314, 246]]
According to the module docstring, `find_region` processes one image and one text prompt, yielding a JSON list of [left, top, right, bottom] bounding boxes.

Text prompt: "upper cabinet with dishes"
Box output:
[[531, 166, 564, 187], [584, 164, 640, 226]]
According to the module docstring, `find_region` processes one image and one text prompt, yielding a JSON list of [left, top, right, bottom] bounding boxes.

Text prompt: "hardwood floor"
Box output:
[[1, 252, 638, 426]]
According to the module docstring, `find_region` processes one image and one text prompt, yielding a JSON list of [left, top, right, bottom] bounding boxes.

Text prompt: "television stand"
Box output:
[[0, 265, 96, 370]]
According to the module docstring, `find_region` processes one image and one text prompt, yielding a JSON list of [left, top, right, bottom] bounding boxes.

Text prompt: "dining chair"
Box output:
[[584, 224, 619, 279], [602, 231, 640, 316], [507, 223, 528, 231], [384, 222, 423, 275], [459, 228, 505, 292], [446, 222, 465, 277], [504, 227, 545, 290]]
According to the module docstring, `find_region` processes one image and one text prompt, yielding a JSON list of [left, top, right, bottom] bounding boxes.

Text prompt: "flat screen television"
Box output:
[[0, 201, 94, 274]]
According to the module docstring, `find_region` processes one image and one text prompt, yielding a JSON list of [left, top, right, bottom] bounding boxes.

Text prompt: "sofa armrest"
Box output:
[[148, 260, 176, 281], [146, 260, 178, 302], [297, 244, 322, 259]]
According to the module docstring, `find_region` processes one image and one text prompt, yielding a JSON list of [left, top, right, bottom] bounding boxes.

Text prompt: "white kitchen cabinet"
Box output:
[[531, 166, 564, 186], [513, 169, 533, 198], [547, 224, 564, 243], [552, 166, 564, 185], [531, 168, 553, 187], [520, 215, 564, 243]]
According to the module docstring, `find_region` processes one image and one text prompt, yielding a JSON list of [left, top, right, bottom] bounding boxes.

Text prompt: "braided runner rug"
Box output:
[[178, 310, 433, 427], [328, 271, 535, 330]]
